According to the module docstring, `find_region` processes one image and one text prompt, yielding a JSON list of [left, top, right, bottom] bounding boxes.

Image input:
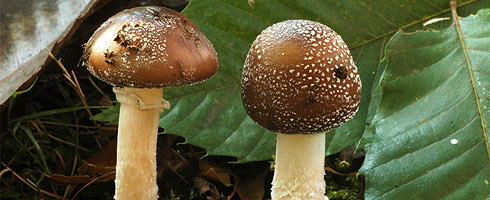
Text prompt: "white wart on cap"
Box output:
[[241, 20, 361, 134]]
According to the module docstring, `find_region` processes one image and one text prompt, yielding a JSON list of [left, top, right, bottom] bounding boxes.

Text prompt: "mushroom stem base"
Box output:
[[114, 87, 163, 200], [271, 133, 328, 200]]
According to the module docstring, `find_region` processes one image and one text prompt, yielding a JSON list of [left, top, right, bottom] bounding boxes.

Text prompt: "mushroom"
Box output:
[[241, 20, 361, 199], [83, 6, 218, 199]]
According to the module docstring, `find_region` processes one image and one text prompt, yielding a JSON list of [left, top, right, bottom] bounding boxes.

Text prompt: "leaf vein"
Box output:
[[422, 0, 444, 11], [243, 128, 268, 162], [388, 35, 457, 56], [196, 87, 243, 151], [351, 0, 479, 49], [376, 138, 487, 199], [166, 93, 209, 132], [392, 0, 424, 19], [357, 2, 398, 28], [371, 112, 477, 170], [386, 44, 459, 84], [193, 21, 251, 46], [214, 0, 270, 25], [378, 58, 466, 122], [311, 0, 377, 37], [440, 163, 490, 199], [166, 84, 239, 102], [467, 48, 490, 54], [451, 1, 490, 161]]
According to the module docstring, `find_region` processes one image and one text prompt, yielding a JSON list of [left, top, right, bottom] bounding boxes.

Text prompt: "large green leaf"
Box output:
[[93, 0, 488, 162], [359, 8, 490, 200]]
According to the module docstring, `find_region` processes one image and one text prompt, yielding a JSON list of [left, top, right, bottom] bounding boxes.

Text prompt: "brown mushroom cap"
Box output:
[[241, 20, 361, 134], [83, 6, 218, 88]]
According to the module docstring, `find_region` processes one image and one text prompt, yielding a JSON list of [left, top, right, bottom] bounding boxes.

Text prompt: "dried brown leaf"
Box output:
[[193, 176, 220, 200], [234, 169, 267, 200], [199, 161, 232, 187]]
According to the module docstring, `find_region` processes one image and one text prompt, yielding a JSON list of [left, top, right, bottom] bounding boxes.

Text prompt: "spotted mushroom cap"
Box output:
[[241, 20, 361, 134], [83, 6, 218, 88]]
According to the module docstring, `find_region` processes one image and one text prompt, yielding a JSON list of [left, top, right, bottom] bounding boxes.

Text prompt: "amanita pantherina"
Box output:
[[83, 7, 218, 199], [241, 20, 361, 199]]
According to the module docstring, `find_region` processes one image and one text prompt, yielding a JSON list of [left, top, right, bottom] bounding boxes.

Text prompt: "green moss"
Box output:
[[326, 176, 363, 200], [164, 190, 180, 200], [327, 188, 361, 200], [325, 157, 364, 200]]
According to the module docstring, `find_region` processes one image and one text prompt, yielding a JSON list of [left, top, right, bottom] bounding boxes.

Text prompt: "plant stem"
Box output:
[[271, 133, 327, 200]]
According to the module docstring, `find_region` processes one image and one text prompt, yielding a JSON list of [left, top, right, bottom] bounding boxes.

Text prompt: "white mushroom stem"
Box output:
[[113, 87, 169, 200], [271, 133, 328, 200]]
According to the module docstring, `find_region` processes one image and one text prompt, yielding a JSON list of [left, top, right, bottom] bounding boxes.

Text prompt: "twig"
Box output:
[[324, 167, 357, 177], [65, 154, 79, 199], [46, 49, 97, 126], [36, 120, 99, 129], [71, 171, 116, 199], [1, 161, 69, 199], [27, 144, 66, 171], [87, 76, 106, 96], [30, 121, 91, 152]]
